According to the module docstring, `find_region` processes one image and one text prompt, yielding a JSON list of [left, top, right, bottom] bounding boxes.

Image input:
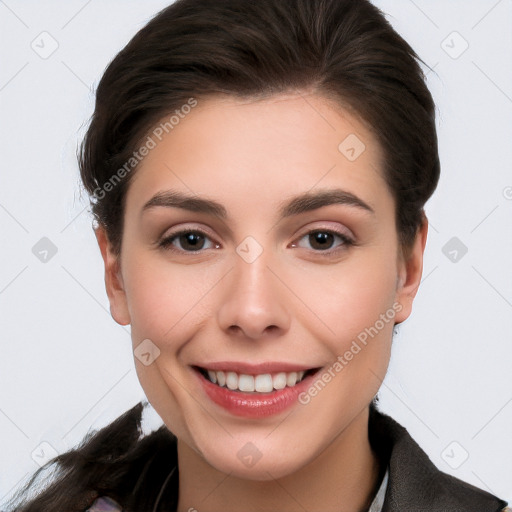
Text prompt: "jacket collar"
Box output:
[[368, 404, 508, 512]]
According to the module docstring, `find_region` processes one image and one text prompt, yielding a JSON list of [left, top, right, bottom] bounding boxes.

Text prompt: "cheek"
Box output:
[[286, 246, 399, 353], [122, 255, 220, 445], [333, 269, 397, 343], [290, 252, 398, 419], [123, 254, 220, 344]]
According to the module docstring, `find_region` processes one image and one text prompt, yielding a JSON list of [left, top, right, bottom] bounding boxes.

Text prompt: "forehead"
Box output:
[[125, 93, 390, 217]]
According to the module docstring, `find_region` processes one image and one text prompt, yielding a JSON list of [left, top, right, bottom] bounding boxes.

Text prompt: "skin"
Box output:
[[96, 93, 427, 512]]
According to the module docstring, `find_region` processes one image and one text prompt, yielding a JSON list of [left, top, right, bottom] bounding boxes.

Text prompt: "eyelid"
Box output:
[[293, 221, 355, 242], [157, 224, 221, 252], [159, 222, 218, 241], [157, 222, 356, 254], [289, 224, 356, 255]]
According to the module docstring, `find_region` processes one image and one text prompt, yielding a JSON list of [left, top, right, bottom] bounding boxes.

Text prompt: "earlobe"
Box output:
[[394, 216, 428, 324], [94, 226, 131, 326]]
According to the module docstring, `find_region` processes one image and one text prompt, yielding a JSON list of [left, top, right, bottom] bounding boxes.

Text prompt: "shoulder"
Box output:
[[368, 404, 509, 512]]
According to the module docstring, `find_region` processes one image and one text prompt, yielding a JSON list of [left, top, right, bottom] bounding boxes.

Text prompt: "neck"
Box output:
[[176, 407, 381, 512]]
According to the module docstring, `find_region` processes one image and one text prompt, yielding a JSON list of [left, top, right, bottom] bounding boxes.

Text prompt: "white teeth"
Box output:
[[255, 374, 273, 392], [204, 369, 309, 392], [226, 371, 238, 390], [273, 372, 287, 390], [238, 374, 255, 392], [216, 371, 226, 387], [286, 372, 298, 387]]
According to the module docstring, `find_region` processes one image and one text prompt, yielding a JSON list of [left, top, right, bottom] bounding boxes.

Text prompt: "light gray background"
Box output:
[[1, 0, 511, 506]]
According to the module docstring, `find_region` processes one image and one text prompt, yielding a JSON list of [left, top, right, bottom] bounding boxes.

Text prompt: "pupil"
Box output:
[[180, 232, 205, 250], [309, 232, 333, 250]]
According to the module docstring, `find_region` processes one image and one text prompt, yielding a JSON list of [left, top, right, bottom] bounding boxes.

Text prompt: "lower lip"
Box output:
[[194, 368, 320, 418]]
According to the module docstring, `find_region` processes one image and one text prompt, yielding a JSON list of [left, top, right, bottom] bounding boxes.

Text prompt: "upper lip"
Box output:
[[193, 361, 321, 374]]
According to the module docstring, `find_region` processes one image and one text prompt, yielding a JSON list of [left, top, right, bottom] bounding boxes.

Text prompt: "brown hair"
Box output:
[[79, 0, 439, 256], [7, 0, 439, 510]]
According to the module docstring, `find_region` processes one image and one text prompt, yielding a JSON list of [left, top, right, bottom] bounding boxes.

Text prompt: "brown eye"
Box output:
[[308, 232, 335, 250], [178, 232, 206, 251], [294, 230, 353, 253], [159, 230, 217, 252]]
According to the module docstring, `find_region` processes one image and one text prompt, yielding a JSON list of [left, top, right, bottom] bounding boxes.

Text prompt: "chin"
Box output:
[[193, 433, 318, 482], [205, 450, 308, 481]]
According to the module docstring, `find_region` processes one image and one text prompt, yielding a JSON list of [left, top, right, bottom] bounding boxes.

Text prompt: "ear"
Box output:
[[394, 215, 428, 324], [94, 225, 131, 326]]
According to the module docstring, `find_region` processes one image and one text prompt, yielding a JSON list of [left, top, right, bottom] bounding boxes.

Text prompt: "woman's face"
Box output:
[[98, 93, 425, 480]]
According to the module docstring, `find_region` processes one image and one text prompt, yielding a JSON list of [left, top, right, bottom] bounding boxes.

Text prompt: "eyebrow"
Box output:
[[142, 190, 228, 218], [141, 188, 374, 219], [278, 189, 374, 217]]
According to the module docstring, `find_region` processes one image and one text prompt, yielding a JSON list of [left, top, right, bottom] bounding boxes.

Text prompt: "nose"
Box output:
[[216, 250, 291, 340]]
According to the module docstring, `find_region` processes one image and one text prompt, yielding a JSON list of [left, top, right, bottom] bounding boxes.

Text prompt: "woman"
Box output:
[[6, 0, 509, 511]]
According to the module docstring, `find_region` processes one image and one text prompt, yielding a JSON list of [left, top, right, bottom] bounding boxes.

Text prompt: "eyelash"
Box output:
[[158, 227, 355, 256], [158, 229, 220, 253], [291, 229, 355, 256]]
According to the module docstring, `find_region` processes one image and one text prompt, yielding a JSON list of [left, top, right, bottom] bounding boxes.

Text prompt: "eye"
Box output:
[[292, 229, 354, 253], [158, 229, 219, 252]]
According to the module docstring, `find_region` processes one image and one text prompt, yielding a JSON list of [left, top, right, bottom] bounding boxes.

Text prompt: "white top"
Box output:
[[368, 467, 389, 512]]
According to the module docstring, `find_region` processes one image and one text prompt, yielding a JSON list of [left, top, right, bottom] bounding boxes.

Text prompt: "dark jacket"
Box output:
[[368, 405, 509, 511], [86, 405, 509, 512]]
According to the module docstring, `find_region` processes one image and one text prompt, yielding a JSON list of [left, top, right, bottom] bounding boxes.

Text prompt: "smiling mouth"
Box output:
[[194, 366, 320, 393]]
